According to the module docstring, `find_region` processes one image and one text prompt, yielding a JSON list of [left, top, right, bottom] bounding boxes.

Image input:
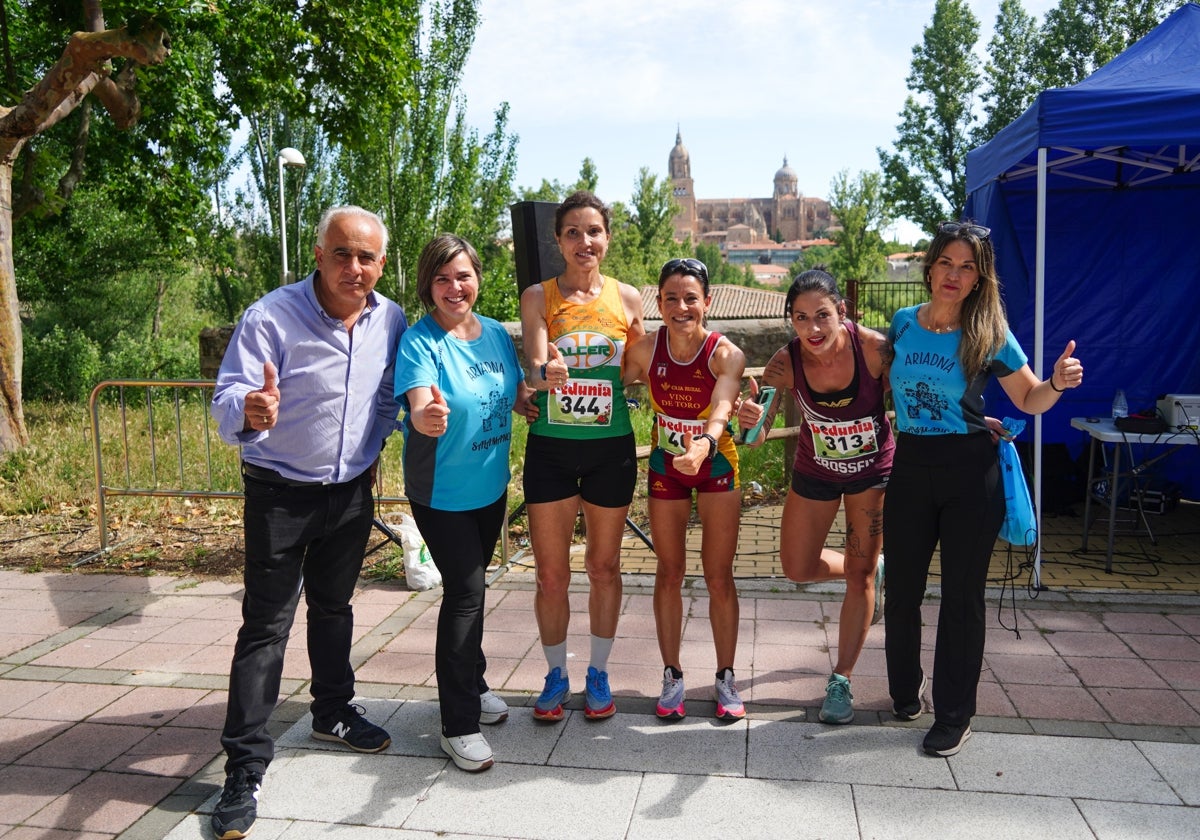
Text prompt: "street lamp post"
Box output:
[[277, 147, 307, 285]]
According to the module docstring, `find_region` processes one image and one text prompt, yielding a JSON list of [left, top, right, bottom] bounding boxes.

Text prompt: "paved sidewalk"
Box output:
[[2, 563, 1199, 839]]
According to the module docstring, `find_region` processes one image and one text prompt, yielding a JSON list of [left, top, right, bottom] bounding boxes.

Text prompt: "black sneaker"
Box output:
[[923, 721, 972, 757], [892, 672, 928, 721], [211, 767, 262, 840], [311, 703, 391, 753]]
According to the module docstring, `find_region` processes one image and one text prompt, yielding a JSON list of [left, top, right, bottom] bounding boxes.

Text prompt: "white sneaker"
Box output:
[[440, 732, 494, 772], [479, 689, 509, 724]]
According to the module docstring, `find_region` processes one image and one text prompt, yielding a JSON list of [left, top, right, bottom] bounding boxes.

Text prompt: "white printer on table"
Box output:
[[1157, 394, 1200, 429]]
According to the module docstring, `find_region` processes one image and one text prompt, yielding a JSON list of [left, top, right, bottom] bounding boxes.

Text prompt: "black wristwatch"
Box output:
[[696, 432, 718, 461]]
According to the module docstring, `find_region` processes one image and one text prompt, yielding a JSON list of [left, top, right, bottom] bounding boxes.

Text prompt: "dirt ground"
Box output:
[[0, 501, 532, 582], [0, 502, 250, 579], [0, 486, 782, 580]]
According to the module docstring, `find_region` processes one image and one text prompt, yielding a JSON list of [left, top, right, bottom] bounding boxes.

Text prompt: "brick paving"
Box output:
[[600, 499, 1200, 594], [1, 499, 1198, 838]]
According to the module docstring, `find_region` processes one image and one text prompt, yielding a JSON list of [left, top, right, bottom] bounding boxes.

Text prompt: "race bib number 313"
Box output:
[[549, 378, 613, 426], [811, 416, 880, 460]]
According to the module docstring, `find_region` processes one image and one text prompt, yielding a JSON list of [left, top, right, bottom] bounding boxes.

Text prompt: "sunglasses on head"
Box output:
[[660, 257, 709, 283], [937, 221, 991, 239]]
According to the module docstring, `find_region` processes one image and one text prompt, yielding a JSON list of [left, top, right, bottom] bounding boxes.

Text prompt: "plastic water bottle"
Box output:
[[1112, 389, 1128, 420]]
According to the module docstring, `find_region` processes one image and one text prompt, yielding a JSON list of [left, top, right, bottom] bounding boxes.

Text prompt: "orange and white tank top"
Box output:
[[530, 275, 633, 440]]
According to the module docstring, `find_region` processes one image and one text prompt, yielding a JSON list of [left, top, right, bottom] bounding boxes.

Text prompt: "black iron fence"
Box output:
[[843, 277, 927, 330]]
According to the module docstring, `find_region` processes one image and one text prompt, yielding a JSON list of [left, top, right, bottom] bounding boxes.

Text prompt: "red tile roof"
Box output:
[[640, 284, 786, 321]]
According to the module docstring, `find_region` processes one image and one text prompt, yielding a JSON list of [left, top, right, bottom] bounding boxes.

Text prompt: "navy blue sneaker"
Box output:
[[211, 767, 262, 840], [311, 703, 391, 753], [923, 721, 972, 757]]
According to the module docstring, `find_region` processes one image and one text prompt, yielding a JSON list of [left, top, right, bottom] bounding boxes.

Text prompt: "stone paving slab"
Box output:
[[852, 785, 1096, 840], [547, 712, 749, 776], [627, 775, 858, 840], [1074, 800, 1200, 840], [746, 719, 957, 788], [5, 563, 1200, 839], [948, 731, 1179, 803], [176, 702, 1200, 840]]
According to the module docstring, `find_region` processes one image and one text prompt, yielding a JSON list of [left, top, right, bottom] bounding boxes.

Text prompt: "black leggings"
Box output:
[[882, 432, 1003, 726], [410, 494, 507, 737]]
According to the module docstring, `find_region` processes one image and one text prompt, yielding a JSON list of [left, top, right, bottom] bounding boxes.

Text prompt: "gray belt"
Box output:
[[241, 462, 325, 487]]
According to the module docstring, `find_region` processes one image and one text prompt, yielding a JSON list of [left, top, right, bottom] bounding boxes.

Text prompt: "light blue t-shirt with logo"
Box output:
[[395, 314, 523, 511], [888, 305, 1027, 436]]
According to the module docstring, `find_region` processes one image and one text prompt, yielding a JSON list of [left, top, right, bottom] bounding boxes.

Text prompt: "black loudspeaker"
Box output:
[[510, 201, 565, 295]]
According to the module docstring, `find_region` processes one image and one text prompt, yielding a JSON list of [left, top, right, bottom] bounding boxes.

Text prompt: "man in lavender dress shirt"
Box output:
[[208, 205, 407, 840]]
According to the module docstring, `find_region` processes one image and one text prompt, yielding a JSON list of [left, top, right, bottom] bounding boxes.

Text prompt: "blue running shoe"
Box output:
[[584, 666, 616, 720], [533, 667, 570, 721]]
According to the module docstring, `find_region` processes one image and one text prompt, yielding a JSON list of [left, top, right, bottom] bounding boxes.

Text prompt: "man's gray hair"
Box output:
[[315, 206, 389, 253]]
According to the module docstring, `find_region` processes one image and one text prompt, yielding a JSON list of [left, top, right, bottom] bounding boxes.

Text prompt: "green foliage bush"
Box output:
[[23, 325, 102, 402], [104, 333, 200, 382]]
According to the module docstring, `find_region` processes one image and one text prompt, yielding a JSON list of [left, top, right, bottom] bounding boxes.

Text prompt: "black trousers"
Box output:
[[410, 493, 506, 738], [221, 470, 375, 773], [883, 432, 1004, 727]]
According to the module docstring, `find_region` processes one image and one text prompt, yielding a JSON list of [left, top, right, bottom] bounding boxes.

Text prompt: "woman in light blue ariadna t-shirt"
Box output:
[[395, 234, 533, 774]]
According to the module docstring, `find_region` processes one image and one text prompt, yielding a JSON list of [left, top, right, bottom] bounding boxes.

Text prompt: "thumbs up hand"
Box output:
[[1050, 340, 1083, 392], [422, 383, 451, 437], [737, 377, 764, 429], [541, 342, 569, 390], [244, 361, 281, 430]]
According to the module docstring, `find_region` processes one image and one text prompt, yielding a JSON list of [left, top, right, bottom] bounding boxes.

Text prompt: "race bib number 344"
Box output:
[[549, 378, 613, 426]]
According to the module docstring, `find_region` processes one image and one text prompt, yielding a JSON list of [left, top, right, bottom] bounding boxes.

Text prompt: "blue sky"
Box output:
[[460, 0, 1057, 243]]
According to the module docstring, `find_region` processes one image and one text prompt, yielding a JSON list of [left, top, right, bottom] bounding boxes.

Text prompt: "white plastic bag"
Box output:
[[397, 513, 441, 590]]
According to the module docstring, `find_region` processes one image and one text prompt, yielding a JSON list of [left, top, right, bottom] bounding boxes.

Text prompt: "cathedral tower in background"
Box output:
[[669, 130, 832, 245]]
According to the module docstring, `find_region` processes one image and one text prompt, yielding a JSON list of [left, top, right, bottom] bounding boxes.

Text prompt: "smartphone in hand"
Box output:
[[739, 386, 777, 444]]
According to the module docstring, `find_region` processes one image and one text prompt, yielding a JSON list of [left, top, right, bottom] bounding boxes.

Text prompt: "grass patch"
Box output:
[[2, 393, 792, 576]]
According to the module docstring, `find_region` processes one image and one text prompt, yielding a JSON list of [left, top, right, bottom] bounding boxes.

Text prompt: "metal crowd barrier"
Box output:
[[86, 373, 803, 570], [86, 380, 411, 558]]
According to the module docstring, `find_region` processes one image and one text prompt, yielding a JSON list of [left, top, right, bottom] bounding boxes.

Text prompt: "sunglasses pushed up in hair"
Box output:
[[937, 221, 991, 239], [660, 257, 709, 283]]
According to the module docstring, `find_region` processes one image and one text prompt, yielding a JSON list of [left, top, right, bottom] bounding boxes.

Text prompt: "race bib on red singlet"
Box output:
[[655, 413, 704, 455]]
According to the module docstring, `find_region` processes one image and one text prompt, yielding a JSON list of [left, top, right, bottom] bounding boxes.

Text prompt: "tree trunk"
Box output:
[[0, 20, 170, 454], [0, 153, 29, 451]]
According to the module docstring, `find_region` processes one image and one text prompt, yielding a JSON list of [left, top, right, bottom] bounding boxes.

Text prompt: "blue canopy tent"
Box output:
[[965, 3, 1200, 581]]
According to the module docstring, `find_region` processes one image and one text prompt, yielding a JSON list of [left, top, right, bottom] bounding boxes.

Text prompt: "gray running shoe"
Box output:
[[714, 668, 745, 720], [656, 667, 686, 720]]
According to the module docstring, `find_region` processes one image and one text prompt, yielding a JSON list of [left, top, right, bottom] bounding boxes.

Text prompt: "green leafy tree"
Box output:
[[793, 244, 836, 275], [978, 0, 1041, 143], [331, 1, 516, 314], [1036, 0, 1182, 88], [877, 0, 981, 235], [1, 1, 181, 450], [694, 240, 744, 287], [826, 169, 891, 284], [878, 0, 1181, 247], [603, 168, 679, 287], [517, 157, 601, 203], [575, 157, 599, 194]]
